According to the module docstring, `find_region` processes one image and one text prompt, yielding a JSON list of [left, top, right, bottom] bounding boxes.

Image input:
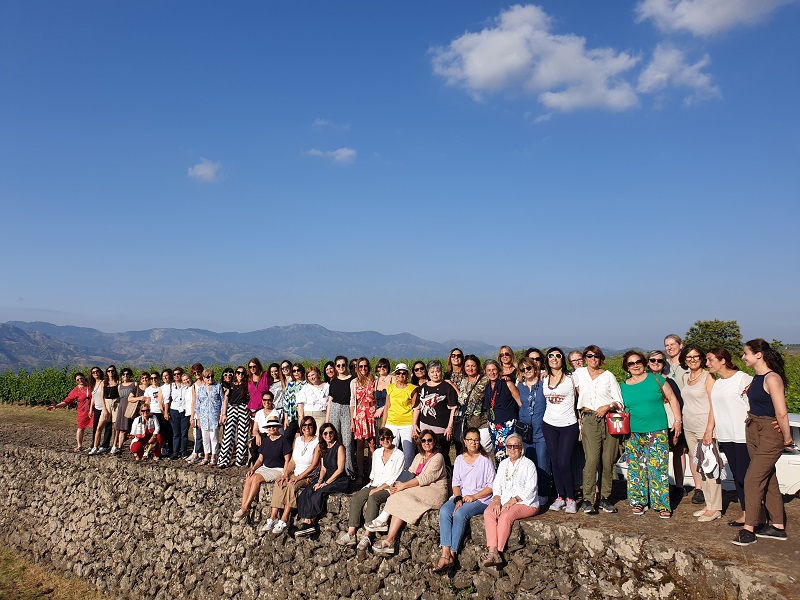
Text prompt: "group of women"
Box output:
[[50, 338, 792, 556]]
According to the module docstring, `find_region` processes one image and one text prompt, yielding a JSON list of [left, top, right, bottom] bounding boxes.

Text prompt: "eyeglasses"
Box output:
[[506, 444, 522, 450], [464, 438, 480, 443], [141, 409, 150, 413], [223, 372, 234, 377], [413, 367, 426, 372], [149, 376, 158, 380], [173, 371, 182, 376], [626, 360, 644, 367], [301, 423, 314, 428], [235, 371, 245, 376], [548, 353, 563, 359], [281, 366, 291, 371], [420, 438, 435, 444], [685, 355, 702, 361], [648, 358, 665, 364], [204, 375, 213, 380], [91, 370, 101, 375], [248, 365, 257, 370], [262, 397, 273, 403], [106, 369, 115, 373], [520, 366, 534, 373], [377, 365, 388, 370], [499, 352, 512, 357], [584, 353, 600, 359], [450, 353, 463, 359]]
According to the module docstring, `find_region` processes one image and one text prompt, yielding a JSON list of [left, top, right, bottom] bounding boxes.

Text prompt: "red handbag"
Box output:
[[605, 410, 630, 436]]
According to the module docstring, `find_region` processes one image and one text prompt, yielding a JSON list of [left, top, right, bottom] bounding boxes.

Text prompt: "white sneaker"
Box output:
[[88, 447, 98, 455], [336, 532, 356, 546], [110, 446, 119, 455], [272, 520, 288, 535], [364, 518, 388, 533], [565, 499, 578, 514], [550, 497, 566, 511], [260, 518, 275, 533]]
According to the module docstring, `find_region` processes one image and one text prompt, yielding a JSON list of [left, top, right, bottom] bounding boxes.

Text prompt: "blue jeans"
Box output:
[[524, 437, 552, 499], [170, 410, 190, 457], [439, 497, 487, 552]]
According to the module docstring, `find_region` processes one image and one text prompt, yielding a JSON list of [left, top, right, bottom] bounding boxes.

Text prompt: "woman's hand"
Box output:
[[491, 497, 502, 516], [463, 495, 475, 503], [502, 497, 517, 511], [219, 413, 226, 425], [314, 481, 326, 491], [445, 426, 453, 441], [702, 429, 713, 446], [595, 405, 612, 419]]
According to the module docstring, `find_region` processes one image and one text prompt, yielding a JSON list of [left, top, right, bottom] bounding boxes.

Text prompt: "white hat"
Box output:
[[394, 363, 409, 374], [265, 416, 282, 429]]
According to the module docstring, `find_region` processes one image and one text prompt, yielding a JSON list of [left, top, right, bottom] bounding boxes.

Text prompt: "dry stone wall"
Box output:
[[0, 444, 788, 600]]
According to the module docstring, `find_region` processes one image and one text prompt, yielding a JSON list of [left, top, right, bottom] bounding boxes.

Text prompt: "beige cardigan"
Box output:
[[383, 452, 449, 524]]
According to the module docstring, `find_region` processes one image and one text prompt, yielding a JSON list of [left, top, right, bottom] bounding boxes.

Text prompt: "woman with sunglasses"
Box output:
[[48, 372, 93, 452], [414, 360, 459, 466], [268, 363, 285, 419], [678, 344, 722, 521], [129, 404, 162, 461], [296, 365, 329, 432], [218, 367, 251, 468], [481, 432, 539, 567], [326, 356, 356, 478], [620, 350, 682, 518], [374, 358, 393, 432], [283, 363, 306, 441], [411, 361, 428, 387], [337, 427, 405, 550], [446, 349, 466, 453], [247, 358, 271, 415], [114, 368, 139, 452], [382, 364, 419, 470], [295, 423, 348, 537], [515, 356, 550, 503], [459, 355, 491, 454], [155, 369, 177, 457], [525, 348, 545, 371], [193, 369, 227, 466], [100, 365, 121, 453], [497, 346, 517, 382], [87, 367, 107, 455], [232, 415, 291, 523], [267, 417, 322, 535], [351, 358, 377, 482], [541, 348, 579, 513], [186, 363, 205, 463], [435, 427, 496, 573], [484, 359, 521, 464], [165, 369, 188, 460], [367, 429, 449, 556], [647, 350, 687, 500], [733, 339, 791, 546], [705, 347, 753, 528], [572, 345, 624, 514]]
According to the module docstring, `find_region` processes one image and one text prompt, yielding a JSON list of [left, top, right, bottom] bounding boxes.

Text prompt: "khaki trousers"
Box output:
[[580, 413, 621, 501], [683, 428, 722, 512], [744, 414, 786, 527]]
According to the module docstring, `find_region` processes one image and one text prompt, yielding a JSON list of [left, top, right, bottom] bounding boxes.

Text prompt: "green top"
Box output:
[[621, 373, 669, 433]]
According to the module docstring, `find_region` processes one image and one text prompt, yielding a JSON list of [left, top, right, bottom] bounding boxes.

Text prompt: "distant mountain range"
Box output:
[[0, 321, 502, 371]]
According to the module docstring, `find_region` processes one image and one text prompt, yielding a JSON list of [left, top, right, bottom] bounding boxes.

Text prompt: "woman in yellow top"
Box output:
[[381, 363, 418, 470]]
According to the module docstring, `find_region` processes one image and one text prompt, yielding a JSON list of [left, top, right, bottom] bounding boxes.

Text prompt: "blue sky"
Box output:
[[1, 1, 798, 350]]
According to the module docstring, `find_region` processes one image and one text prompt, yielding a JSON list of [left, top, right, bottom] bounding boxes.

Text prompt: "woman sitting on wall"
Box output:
[[366, 429, 449, 556]]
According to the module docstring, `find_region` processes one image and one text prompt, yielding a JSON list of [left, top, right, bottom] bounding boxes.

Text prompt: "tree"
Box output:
[[683, 320, 742, 355]]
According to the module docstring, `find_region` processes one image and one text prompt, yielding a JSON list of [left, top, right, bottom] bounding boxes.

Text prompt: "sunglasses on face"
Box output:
[[413, 367, 426, 372], [223, 373, 234, 377], [336, 363, 347, 369], [322, 431, 335, 436], [464, 438, 480, 443], [235, 371, 245, 376], [648, 358, 665, 364], [358, 364, 369, 370], [379, 436, 393, 441], [499, 352, 512, 358], [301, 423, 314, 428], [292, 368, 302, 373], [548, 353, 563, 359], [420, 438, 435, 444], [450, 353, 463, 359], [520, 366, 534, 373], [531, 357, 542, 362], [506, 444, 522, 450], [584, 353, 600, 359], [396, 371, 408, 376], [627, 360, 644, 367]]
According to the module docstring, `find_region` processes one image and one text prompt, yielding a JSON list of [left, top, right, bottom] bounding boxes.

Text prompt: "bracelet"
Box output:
[[453, 496, 462, 503]]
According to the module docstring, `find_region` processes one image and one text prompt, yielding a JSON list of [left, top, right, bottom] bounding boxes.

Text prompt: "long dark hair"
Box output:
[[707, 347, 739, 372], [544, 347, 569, 376], [745, 338, 788, 388], [461, 427, 488, 457], [318, 422, 339, 457], [415, 428, 441, 454], [104, 365, 119, 386]]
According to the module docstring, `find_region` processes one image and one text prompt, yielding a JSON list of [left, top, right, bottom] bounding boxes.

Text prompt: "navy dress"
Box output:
[[297, 441, 348, 519]]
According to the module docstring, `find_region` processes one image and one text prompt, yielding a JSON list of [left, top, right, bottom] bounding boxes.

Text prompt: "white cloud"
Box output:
[[187, 158, 222, 183], [635, 0, 796, 36], [533, 113, 552, 123], [305, 147, 357, 164], [430, 4, 640, 112], [313, 118, 350, 131], [638, 44, 720, 105]]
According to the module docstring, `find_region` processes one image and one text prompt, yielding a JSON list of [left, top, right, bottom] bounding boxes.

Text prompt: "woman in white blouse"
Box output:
[[482, 433, 539, 567], [572, 345, 624, 514], [336, 427, 405, 551], [296, 366, 329, 432]]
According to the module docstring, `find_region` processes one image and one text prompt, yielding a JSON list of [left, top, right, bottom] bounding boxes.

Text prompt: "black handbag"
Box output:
[[514, 420, 533, 444]]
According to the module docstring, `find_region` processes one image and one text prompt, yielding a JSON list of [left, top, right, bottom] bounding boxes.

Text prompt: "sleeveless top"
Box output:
[[681, 371, 711, 433], [103, 383, 119, 400], [228, 385, 248, 406], [747, 373, 776, 417], [119, 383, 138, 402]]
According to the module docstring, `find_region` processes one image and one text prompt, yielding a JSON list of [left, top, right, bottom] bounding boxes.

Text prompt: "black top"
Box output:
[[228, 385, 248, 406], [416, 382, 459, 430], [484, 379, 519, 424], [329, 377, 353, 406], [747, 373, 776, 418], [103, 383, 119, 400], [259, 435, 292, 468]]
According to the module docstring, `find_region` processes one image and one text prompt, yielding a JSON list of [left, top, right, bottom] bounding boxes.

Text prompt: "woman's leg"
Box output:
[[450, 500, 487, 552], [439, 498, 456, 549], [234, 406, 251, 466], [646, 431, 670, 512], [600, 428, 621, 501], [218, 411, 237, 467], [744, 417, 786, 528], [720, 441, 749, 513], [483, 505, 499, 550], [556, 424, 579, 501], [626, 433, 648, 507], [241, 473, 265, 511], [542, 422, 569, 500], [495, 504, 538, 551], [169, 409, 182, 457], [348, 487, 372, 531]]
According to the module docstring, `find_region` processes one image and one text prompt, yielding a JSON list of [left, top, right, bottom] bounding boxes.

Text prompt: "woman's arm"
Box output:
[[661, 377, 683, 442], [508, 380, 521, 406], [247, 454, 264, 477], [295, 447, 322, 482], [766, 373, 792, 446], [219, 387, 228, 425], [381, 389, 392, 428], [324, 445, 347, 484]]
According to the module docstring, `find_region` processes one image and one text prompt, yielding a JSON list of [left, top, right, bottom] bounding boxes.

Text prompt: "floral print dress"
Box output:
[[353, 377, 376, 440]]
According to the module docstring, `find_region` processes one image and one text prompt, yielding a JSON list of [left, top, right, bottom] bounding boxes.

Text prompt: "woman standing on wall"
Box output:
[[351, 357, 377, 482], [484, 359, 521, 464], [460, 355, 491, 455], [296, 365, 329, 432], [515, 356, 551, 504], [382, 364, 419, 470], [497, 346, 517, 382], [247, 358, 271, 416], [284, 363, 306, 441], [218, 367, 251, 468], [733, 339, 792, 546], [374, 358, 393, 433], [115, 368, 139, 453], [88, 367, 106, 455], [194, 368, 227, 466]]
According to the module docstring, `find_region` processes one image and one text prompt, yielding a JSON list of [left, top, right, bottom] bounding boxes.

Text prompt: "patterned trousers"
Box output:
[[218, 404, 250, 467], [625, 430, 669, 512], [489, 419, 516, 464]]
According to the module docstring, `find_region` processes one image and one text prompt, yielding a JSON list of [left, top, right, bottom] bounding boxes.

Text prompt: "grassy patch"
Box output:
[[0, 404, 75, 429], [0, 547, 106, 600]]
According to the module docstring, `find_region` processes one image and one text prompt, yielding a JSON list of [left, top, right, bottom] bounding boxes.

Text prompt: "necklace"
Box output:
[[505, 458, 521, 482], [300, 437, 314, 456], [688, 371, 704, 384]]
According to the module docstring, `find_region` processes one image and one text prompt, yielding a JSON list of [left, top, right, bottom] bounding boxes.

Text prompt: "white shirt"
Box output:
[[365, 446, 405, 488], [492, 456, 539, 507], [160, 383, 177, 409], [297, 382, 329, 412], [542, 375, 578, 427], [254, 408, 282, 433], [573, 368, 624, 411], [144, 386, 162, 414], [710, 371, 753, 443], [291, 436, 320, 475], [130, 415, 160, 437], [169, 384, 188, 413]]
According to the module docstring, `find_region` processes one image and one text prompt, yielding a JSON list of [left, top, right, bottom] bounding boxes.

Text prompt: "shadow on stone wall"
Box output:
[[0, 444, 788, 600]]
